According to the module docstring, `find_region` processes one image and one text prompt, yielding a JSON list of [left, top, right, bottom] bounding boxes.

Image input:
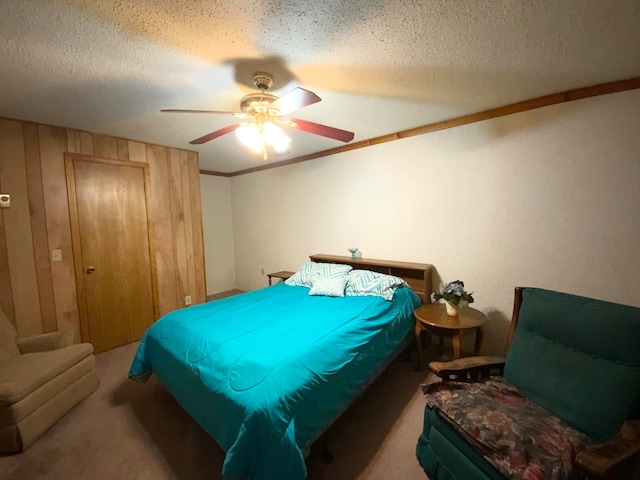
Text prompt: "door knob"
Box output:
[[86, 266, 95, 274]]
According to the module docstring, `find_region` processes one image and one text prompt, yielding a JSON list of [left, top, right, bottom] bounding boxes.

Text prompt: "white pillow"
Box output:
[[345, 270, 408, 301], [309, 275, 348, 297]]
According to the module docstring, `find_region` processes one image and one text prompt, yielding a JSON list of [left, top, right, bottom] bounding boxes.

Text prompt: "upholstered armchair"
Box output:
[[0, 307, 99, 452], [417, 287, 640, 480]]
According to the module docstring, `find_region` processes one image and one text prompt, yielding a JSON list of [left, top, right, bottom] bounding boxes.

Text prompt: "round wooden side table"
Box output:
[[414, 303, 487, 371]]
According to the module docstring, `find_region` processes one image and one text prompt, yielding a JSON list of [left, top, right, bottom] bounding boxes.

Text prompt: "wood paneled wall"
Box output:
[[0, 118, 206, 341]]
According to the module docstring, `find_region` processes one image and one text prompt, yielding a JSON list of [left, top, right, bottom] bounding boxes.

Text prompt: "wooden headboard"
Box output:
[[310, 254, 433, 303]]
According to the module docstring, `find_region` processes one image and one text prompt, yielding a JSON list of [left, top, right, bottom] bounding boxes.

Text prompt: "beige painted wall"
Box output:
[[200, 174, 236, 295], [228, 89, 640, 354]]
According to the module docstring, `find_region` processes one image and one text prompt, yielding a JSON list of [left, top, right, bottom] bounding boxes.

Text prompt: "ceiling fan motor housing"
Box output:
[[252, 72, 273, 91], [240, 93, 279, 116], [163, 70, 354, 146], [238, 73, 279, 116]]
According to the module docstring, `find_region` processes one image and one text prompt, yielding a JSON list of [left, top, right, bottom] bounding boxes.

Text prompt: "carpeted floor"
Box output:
[[1, 328, 444, 480]]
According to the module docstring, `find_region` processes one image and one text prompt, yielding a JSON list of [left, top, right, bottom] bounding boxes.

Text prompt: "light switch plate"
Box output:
[[51, 249, 62, 262], [0, 194, 9, 208]]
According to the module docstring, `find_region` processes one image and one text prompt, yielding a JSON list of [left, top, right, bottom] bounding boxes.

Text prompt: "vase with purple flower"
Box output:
[[431, 280, 475, 316]]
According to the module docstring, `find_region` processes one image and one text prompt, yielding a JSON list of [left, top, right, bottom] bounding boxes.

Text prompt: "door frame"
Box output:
[[65, 153, 160, 344]]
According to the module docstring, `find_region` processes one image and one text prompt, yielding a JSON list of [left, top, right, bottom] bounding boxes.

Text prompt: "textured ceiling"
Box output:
[[1, 0, 639, 173]]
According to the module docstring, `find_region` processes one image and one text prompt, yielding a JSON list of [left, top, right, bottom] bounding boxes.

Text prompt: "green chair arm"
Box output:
[[428, 355, 506, 380], [16, 331, 74, 353], [577, 420, 640, 480]]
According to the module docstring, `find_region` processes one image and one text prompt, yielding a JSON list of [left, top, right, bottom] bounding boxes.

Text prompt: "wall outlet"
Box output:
[[51, 249, 62, 262], [261, 268, 264, 275], [185, 295, 192, 306]]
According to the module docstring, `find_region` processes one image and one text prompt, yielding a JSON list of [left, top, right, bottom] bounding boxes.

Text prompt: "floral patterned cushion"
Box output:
[[423, 378, 592, 480]]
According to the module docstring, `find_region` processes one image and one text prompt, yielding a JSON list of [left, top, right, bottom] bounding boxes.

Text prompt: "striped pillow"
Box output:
[[309, 275, 348, 297], [285, 262, 352, 288], [316, 262, 352, 279], [345, 270, 408, 301], [285, 261, 320, 287]]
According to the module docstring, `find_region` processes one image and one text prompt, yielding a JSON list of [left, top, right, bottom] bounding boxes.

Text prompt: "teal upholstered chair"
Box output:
[[417, 287, 640, 480]]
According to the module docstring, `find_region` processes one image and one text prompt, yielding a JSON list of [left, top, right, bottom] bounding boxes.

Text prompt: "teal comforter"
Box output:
[[129, 283, 420, 479]]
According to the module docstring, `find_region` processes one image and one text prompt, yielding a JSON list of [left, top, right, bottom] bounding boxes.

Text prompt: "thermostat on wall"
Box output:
[[0, 194, 9, 208]]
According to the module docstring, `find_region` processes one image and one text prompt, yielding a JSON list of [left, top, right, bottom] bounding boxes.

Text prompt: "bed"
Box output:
[[129, 254, 432, 480]]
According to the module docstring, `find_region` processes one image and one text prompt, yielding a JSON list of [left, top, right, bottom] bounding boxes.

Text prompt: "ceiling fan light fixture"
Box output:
[[163, 71, 354, 150], [235, 123, 264, 153], [235, 121, 290, 157], [263, 122, 291, 151]]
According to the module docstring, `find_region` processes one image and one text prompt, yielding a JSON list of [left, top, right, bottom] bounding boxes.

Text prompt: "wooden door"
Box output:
[[66, 155, 158, 353]]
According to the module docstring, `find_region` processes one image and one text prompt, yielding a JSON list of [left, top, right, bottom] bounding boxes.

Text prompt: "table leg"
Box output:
[[452, 332, 462, 360], [424, 331, 432, 348], [474, 326, 484, 356], [268, 276, 273, 286], [414, 321, 424, 371]]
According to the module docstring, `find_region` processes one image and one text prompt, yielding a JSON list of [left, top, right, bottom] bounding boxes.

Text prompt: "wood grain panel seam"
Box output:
[[146, 144, 178, 314], [180, 150, 196, 304], [188, 151, 206, 303], [64, 157, 91, 343], [0, 212, 16, 326], [169, 148, 188, 308], [1, 119, 44, 335], [117, 138, 130, 161], [39, 125, 81, 342], [24, 123, 58, 332], [142, 165, 161, 320]]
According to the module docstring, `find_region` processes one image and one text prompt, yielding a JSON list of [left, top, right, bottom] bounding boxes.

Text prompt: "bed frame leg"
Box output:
[[403, 344, 412, 363], [320, 435, 333, 464]]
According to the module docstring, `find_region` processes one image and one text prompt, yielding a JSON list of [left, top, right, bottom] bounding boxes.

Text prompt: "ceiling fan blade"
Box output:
[[270, 88, 321, 116], [190, 124, 240, 145], [287, 118, 355, 143], [162, 109, 244, 117]]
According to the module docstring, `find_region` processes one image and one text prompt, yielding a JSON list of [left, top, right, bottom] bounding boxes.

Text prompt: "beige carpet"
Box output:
[[1, 338, 444, 480]]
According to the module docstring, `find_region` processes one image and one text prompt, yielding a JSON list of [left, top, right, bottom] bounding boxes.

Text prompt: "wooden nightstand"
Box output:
[[267, 271, 294, 286], [413, 303, 487, 370]]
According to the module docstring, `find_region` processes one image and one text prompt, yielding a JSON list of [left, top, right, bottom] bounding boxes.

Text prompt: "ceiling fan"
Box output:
[[162, 72, 355, 159]]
